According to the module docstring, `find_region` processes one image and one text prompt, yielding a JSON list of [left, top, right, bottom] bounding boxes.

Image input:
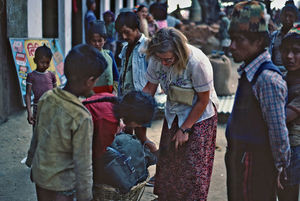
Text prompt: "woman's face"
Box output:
[[155, 51, 177, 67], [89, 33, 105, 51], [281, 43, 300, 72], [138, 7, 148, 19]]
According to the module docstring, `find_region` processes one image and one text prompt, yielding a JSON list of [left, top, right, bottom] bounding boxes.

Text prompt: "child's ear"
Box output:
[[33, 57, 37, 64]]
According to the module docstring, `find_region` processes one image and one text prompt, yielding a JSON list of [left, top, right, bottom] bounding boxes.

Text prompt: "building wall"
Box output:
[[0, 0, 27, 123], [28, 0, 42, 38], [0, 0, 137, 124]]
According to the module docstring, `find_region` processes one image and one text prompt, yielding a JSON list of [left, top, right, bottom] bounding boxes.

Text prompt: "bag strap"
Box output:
[[106, 146, 136, 173], [250, 61, 282, 86]]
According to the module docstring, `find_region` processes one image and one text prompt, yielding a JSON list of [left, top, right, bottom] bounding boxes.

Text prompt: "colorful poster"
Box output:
[[9, 38, 66, 106]]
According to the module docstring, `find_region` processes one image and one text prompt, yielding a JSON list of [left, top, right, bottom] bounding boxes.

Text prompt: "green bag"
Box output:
[[168, 85, 195, 106]]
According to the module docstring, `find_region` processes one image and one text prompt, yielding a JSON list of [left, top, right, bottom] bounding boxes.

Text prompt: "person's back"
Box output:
[[83, 91, 157, 159], [29, 44, 107, 201]]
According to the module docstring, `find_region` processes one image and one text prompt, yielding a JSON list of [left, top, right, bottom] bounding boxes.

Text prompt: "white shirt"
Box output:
[[145, 44, 219, 128]]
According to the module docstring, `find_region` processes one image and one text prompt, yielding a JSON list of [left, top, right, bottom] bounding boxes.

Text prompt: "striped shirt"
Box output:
[[237, 50, 290, 171]]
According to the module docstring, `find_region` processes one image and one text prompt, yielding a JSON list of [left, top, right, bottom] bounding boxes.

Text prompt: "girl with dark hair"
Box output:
[[136, 5, 149, 37]]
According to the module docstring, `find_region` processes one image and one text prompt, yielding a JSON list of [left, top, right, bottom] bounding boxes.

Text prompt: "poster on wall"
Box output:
[[9, 38, 66, 106]]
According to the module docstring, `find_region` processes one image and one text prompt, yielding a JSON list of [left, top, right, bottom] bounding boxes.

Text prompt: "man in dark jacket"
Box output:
[[225, 1, 290, 201]]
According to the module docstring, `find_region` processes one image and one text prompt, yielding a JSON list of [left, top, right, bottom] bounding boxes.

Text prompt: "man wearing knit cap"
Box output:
[[225, 1, 290, 201], [270, 0, 299, 73]]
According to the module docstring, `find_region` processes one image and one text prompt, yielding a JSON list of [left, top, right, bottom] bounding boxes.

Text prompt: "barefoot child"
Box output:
[[25, 45, 56, 167], [27, 44, 107, 201], [25, 44, 56, 126]]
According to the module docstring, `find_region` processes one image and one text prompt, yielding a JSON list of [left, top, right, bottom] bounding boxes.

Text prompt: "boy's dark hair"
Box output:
[[280, 33, 300, 51], [64, 44, 107, 83], [103, 10, 115, 22], [34, 44, 53, 61], [87, 20, 107, 42], [82, 91, 157, 125], [229, 31, 270, 49], [115, 12, 140, 33], [86, 0, 95, 9], [137, 4, 147, 13], [149, 2, 167, 21], [114, 91, 156, 125]]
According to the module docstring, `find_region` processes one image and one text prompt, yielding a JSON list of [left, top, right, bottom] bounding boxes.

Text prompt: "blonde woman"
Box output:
[[143, 27, 219, 201]]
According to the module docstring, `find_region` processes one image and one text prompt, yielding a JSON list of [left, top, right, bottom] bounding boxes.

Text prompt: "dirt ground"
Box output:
[[0, 110, 228, 201]]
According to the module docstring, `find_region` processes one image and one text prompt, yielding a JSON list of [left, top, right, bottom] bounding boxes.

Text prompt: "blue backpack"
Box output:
[[97, 132, 157, 193]]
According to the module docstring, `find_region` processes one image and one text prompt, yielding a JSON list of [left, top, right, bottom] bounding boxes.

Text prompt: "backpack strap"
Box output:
[[250, 61, 282, 86], [106, 146, 136, 173]]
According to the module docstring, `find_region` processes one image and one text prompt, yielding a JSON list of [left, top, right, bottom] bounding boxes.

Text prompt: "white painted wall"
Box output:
[[27, 0, 42, 38], [58, 0, 72, 56], [100, 0, 110, 20], [64, 0, 72, 54]]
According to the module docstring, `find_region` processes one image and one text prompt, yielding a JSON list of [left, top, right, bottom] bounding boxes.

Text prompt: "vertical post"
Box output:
[[82, 0, 87, 43], [100, 0, 110, 20], [28, 0, 42, 38], [115, 0, 123, 16], [58, 0, 72, 56], [128, 0, 134, 9]]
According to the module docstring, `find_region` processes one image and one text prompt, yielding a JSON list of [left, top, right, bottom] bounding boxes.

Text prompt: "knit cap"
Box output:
[[284, 23, 300, 40], [229, 1, 268, 33]]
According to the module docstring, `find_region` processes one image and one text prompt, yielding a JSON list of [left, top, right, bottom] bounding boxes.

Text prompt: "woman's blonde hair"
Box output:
[[146, 27, 189, 74]]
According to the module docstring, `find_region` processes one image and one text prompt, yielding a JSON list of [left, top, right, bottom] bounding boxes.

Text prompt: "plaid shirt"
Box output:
[[238, 50, 290, 171]]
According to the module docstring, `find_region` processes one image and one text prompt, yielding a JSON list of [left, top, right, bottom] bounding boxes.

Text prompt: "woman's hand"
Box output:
[[172, 129, 189, 150]]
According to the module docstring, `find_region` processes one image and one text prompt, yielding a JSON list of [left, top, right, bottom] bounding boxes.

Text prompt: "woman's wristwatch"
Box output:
[[179, 127, 193, 135]]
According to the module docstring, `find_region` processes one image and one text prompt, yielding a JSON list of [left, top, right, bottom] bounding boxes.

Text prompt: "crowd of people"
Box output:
[[22, 0, 300, 201]]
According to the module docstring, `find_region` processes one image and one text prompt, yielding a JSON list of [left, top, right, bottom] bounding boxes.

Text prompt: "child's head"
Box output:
[[146, 14, 154, 23], [103, 11, 115, 24], [86, 0, 96, 11], [34, 44, 53, 72], [64, 44, 107, 97], [280, 23, 300, 72], [114, 91, 156, 127], [136, 5, 148, 19], [87, 20, 107, 51], [115, 12, 141, 44]]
